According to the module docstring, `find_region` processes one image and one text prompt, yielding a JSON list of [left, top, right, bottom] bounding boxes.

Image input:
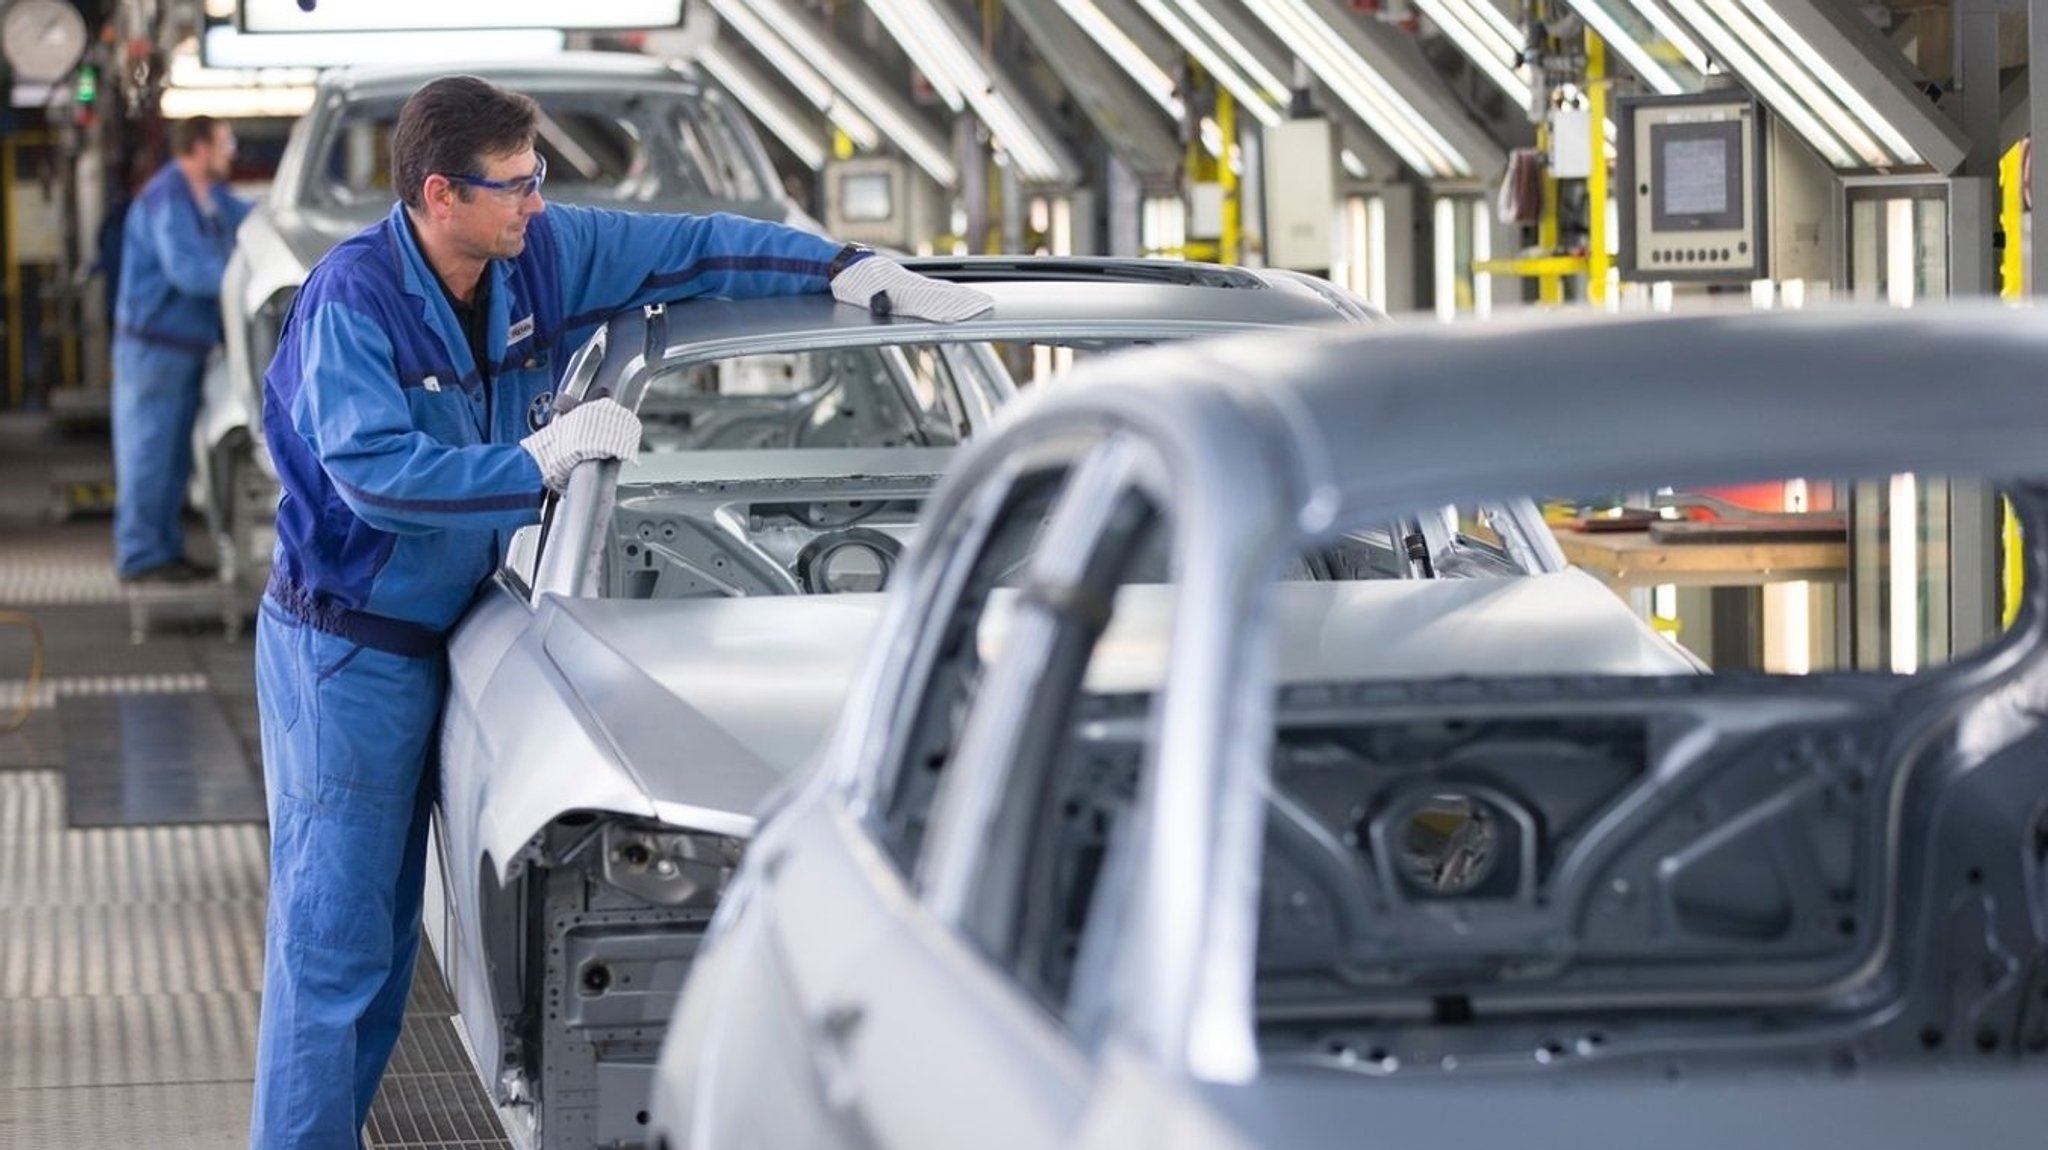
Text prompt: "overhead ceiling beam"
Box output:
[[713, 0, 957, 185], [1004, 0, 1185, 180], [858, 0, 1083, 186], [1229, 0, 1506, 180]]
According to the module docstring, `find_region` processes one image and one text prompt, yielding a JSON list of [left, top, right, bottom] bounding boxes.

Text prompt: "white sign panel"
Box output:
[[239, 0, 684, 33]]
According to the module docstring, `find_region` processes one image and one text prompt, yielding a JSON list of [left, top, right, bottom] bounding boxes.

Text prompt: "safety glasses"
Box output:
[[442, 154, 547, 202]]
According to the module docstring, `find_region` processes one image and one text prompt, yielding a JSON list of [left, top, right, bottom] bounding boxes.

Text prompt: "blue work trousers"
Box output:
[[249, 601, 443, 1150], [111, 337, 207, 577]]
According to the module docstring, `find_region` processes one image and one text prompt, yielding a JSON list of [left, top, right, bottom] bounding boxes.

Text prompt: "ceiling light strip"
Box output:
[[1412, 0, 1531, 106], [1140, 0, 1283, 126], [862, 0, 970, 110], [1626, 0, 1713, 73], [733, 0, 957, 184], [698, 45, 828, 169], [862, 0, 1077, 184], [1563, 1, 1684, 94], [1166, 0, 1291, 99], [1242, 0, 1468, 177], [1732, 0, 1918, 162], [1704, 0, 1889, 165], [1052, 0, 1184, 117], [1658, 0, 1858, 166], [707, 0, 879, 149]]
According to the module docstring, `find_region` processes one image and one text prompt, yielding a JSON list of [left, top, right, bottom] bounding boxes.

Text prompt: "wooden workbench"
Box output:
[[1552, 528, 1848, 588]]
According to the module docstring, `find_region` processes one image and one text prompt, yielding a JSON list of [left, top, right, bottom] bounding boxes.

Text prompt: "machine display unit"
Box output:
[[1619, 93, 1766, 282]]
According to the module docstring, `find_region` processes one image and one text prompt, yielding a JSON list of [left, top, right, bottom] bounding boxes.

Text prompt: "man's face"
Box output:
[[441, 147, 547, 262], [200, 123, 236, 183]]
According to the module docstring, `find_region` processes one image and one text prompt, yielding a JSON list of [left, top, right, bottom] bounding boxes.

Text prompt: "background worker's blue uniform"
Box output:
[[111, 162, 250, 577], [251, 201, 846, 1149]]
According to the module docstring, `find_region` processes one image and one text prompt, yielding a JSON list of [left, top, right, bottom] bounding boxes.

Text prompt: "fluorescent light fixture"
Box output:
[[1632, 0, 1712, 72], [1730, 0, 1916, 160], [1239, 0, 1472, 178], [1137, 0, 1284, 127], [1052, 0, 1183, 119], [161, 84, 315, 118], [1411, 0, 1532, 108], [860, 0, 1077, 184], [201, 24, 561, 69], [175, 40, 316, 86], [703, 0, 878, 150], [239, 0, 683, 33], [698, 44, 827, 170], [730, 0, 956, 186], [1889, 472, 1918, 673], [1562, 0, 1687, 94], [861, 0, 971, 110], [1642, 0, 1923, 167]]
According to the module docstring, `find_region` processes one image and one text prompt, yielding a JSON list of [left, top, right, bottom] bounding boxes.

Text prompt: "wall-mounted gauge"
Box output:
[[3, 0, 88, 83]]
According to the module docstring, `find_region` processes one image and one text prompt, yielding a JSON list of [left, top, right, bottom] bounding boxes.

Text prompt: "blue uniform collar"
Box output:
[[385, 202, 515, 379]]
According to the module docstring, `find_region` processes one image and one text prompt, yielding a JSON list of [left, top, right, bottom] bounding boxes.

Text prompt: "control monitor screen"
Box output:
[[1650, 120, 1745, 232], [838, 170, 895, 223]]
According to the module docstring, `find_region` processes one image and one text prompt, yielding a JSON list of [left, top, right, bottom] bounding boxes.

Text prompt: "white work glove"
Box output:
[[520, 397, 642, 491], [830, 254, 994, 323]]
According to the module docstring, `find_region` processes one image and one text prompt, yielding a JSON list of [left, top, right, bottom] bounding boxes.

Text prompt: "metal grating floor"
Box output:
[[1, 414, 511, 1150]]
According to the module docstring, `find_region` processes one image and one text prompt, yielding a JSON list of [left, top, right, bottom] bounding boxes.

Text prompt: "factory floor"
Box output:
[[0, 411, 511, 1150]]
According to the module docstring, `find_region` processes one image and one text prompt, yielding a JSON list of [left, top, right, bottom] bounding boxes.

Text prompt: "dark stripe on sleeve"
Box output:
[[562, 255, 834, 331]]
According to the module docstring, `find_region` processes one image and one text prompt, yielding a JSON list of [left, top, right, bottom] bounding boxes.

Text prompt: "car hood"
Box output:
[[540, 569, 1693, 832], [543, 593, 881, 834]]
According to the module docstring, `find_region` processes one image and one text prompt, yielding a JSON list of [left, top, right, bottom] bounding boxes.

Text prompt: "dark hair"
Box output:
[[171, 116, 221, 156], [390, 75, 539, 211]]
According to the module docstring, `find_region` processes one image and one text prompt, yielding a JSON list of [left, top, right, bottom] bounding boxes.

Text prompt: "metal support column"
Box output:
[[1952, 0, 2007, 652], [1954, 0, 2003, 295], [2031, 0, 2048, 293]]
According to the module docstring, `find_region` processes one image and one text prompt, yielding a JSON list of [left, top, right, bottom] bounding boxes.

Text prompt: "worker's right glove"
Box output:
[[830, 253, 994, 322], [519, 397, 642, 491]]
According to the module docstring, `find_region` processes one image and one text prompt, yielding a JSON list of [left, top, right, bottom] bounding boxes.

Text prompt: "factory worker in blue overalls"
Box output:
[[247, 75, 989, 1149], [112, 115, 250, 582]]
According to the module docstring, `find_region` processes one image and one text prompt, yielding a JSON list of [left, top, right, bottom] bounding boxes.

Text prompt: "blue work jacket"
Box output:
[[114, 161, 251, 356], [262, 201, 847, 655]]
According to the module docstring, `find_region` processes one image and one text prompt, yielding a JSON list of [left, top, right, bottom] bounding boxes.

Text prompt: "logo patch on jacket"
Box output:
[[526, 391, 554, 432], [507, 315, 535, 346]]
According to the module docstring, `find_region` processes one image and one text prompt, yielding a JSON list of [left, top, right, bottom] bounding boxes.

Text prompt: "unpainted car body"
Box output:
[[648, 306, 2048, 1150], [195, 51, 811, 584], [428, 259, 1388, 1147]]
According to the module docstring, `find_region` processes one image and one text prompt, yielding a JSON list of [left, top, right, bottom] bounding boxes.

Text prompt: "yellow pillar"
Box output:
[[1535, 122, 1562, 305], [2000, 140, 2026, 628], [2000, 139, 2025, 301], [1586, 30, 1610, 305], [1218, 87, 1240, 265]]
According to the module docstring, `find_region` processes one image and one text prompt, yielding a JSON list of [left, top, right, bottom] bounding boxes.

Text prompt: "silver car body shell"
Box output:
[[650, 304, 2048, 1150], [444, 276, 1379, 881], [430, 260, 1387, 1142]]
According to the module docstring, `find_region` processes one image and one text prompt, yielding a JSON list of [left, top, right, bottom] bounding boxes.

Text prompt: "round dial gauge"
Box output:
[[3, 0, 88, 84]]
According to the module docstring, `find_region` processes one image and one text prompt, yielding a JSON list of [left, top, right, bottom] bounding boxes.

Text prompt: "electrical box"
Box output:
[[822, 157, 944, 252], [1262, 117, 1336, 272], [1617, 92, 1835, 284], [1549, 106, 1593, 180]]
